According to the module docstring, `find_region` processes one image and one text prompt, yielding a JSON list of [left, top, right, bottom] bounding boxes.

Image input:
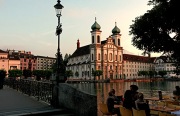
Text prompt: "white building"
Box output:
[[67, 19, 123, 80], [154, 56, 176, 76]]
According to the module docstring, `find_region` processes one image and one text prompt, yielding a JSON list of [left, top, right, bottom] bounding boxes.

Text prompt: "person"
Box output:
[[173, 86, 180, 96], [106, 92, 121, 116], [123, 85, 139, 109], [110, 89, 122, 105], [135, 93, 150, 116], [173, 86, 180, 100]]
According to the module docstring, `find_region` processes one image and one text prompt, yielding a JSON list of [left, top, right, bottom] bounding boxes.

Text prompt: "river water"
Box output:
[[70, 81, 180, 115]]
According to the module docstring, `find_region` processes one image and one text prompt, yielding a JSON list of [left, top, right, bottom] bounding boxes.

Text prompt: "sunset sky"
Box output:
[[0, 0, 161, 58]]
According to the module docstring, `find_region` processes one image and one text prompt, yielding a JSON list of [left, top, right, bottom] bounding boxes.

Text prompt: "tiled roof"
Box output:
[[70, 45, 90, 58], [101, 40, 107, 44], [158, 56, 175, 63], [123, 54, 156, 63], [0, 49, 7, 53]]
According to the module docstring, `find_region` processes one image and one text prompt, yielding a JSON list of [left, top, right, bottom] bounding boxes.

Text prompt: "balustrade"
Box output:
[[4, 78, 53, 104]]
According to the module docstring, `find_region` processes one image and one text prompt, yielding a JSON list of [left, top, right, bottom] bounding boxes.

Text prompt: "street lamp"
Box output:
[[52, 0, 64, 108]]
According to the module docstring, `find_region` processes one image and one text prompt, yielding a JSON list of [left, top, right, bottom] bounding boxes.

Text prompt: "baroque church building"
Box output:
[[67, 19, 124, 80]]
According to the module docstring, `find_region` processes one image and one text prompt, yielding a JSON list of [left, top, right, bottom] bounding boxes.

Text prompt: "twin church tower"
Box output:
[[67, 18, 124, 80]]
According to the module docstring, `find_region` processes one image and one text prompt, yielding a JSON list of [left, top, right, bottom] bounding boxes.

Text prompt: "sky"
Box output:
[[0, 0, 162, 58]]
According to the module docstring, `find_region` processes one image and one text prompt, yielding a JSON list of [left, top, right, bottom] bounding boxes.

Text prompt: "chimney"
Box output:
[[77, 39, 80, 49]]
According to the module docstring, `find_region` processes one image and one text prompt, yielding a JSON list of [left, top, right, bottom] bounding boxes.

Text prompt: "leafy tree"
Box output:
[[92, 70, 103, 80], [129, 0, 180, 62], [8, 69, 22, 78], [75, 71, 79, 78], [0, 69, 6, 89], [23, 69, 32, 79], [33, 70, 43, 81], [65, 70, 73, 79], [44, 70, 53, 80], [158, 71, 167, 78]]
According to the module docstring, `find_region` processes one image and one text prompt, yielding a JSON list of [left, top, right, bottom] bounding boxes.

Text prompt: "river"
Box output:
[[70, 81, 180, 115]]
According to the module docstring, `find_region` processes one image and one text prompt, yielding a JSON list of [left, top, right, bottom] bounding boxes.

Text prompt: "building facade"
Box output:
[[66, 19, 158, 80], [67, 20, 124, 80], [36, 56, 56, 70]]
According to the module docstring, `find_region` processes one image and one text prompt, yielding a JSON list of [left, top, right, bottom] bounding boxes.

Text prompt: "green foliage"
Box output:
[[158, 71, 167, 77], [23, 69, 32, 78], [129, 0, 180, 62], [92, 70, 103, 80], [8, 69, 22, 78], [32, 70, 52, 80], [75, 71, 79, 78], [0, 69, 6, 78], [65, 70, 73, 78]]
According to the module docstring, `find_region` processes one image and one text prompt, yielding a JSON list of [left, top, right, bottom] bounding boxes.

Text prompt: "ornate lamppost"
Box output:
[[52, 0, 64, 108]]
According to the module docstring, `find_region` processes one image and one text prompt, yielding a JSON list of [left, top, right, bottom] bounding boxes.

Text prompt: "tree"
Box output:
[[23, 69, 32, 79], [0, 69, 6, 89], [75, 71, 79, 78], [129, 0, 180, 62], [92, 70, 103, 80], [8, 69, 22, 78], [65, 70, 73, 79], [158, 71, 167, 78]]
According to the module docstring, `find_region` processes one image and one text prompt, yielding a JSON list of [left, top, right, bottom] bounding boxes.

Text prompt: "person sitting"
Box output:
[[123, 85, 139, 109], [135, 93, 150, 116], [106, 92, 121, 116], [173, 86, 180, 100], [110, 89, 122, 105]]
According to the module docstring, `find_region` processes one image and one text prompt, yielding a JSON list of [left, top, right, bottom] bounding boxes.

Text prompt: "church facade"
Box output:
[[66, 19, 155, 80]]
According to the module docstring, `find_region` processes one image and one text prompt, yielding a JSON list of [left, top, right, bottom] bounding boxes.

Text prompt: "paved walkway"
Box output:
[[0, 86, 63, 116]]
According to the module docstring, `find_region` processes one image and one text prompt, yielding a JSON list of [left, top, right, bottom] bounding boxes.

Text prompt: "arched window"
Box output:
[[98, 53, 100, 60], [118, 39, 120, 46], [109, 53, 112, 61], [97, 35, 100, 43], [92, 36, 94, 43], [91, 54, 94, 60]]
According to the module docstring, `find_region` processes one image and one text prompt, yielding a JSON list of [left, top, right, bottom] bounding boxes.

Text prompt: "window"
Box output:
[[97, 35, 100, 43], [118, 39, 120, 46], [98, 53, 100, 60], [110, 65, 112, 69], [91, 54, 94, 60], [92, 36, 94, 43], [109, 53, 112, 61]]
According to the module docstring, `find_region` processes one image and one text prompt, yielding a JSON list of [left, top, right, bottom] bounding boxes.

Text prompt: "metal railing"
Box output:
[[5, 78, 53, 104]]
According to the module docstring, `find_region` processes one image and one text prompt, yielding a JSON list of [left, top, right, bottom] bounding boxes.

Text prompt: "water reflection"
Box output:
[[70, 81, 180, 115]]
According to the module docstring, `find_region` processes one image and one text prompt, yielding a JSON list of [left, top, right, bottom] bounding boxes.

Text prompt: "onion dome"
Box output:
[[91, 17, 101, 31], [112, 22, 120, 34]]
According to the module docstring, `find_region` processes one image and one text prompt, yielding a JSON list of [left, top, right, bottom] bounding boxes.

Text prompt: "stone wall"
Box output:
[[58, 83, 97, 116]]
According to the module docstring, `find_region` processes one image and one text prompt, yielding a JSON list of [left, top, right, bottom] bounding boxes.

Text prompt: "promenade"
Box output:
[[0, 86, 73, 116]]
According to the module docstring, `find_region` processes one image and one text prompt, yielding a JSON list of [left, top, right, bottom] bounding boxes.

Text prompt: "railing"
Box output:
[[4, 78, 53, 104]]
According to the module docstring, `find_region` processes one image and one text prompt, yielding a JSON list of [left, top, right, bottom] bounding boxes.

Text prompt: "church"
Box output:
[[66, 18, 154, 80]]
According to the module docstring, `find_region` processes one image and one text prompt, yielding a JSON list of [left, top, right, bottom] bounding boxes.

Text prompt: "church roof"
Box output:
[[91, 17, 101, 31], [112, 22, 120, 34], [123, 54, 156, 63], [70, 45, 90, 58], [0, 49, 7, 53]]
